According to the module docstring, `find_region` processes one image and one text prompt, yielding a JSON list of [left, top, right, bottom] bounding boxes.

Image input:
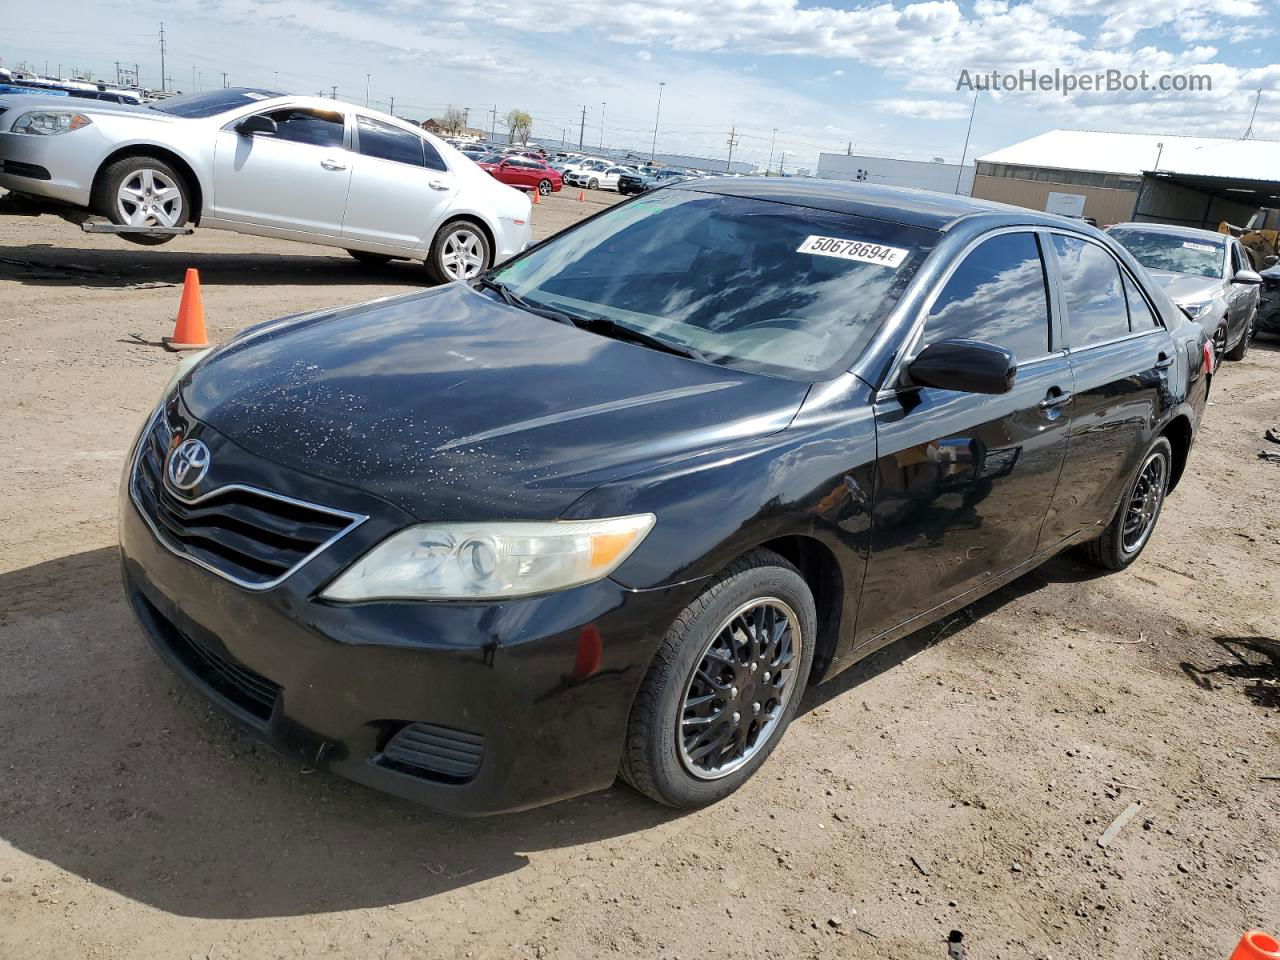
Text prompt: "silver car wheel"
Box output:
[[116, 168, 183, 228], [440, 227, 486, 281]]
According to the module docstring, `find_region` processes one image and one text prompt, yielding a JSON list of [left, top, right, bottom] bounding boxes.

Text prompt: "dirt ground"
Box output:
[[0, 189, 1277, 960]]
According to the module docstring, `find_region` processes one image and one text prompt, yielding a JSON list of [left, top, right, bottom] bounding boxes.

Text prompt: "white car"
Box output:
[[0, 87, 532, 282], [564, 161, 632, 191]]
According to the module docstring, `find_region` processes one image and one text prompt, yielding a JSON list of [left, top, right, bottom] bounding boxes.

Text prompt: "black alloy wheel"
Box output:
[[1080, 435, 1172, 571]]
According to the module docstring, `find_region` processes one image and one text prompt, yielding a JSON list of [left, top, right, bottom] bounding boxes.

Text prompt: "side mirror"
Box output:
[[1232, 268, 1263, 285], [1263, 255, 1278, 269], [905, 339, 1017, 395], [235, 115, 277, 136]]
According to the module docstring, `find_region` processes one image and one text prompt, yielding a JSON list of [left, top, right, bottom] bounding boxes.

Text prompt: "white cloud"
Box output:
[[875, 97, 972, 119], [636, 50, 652, 61], [832, 68, 845, 76]]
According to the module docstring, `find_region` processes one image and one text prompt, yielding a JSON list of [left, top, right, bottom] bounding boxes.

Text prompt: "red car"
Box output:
[[476, 156, 563, 196]]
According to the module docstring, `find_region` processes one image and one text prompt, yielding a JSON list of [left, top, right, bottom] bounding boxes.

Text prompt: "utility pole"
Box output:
[[489, 104, 498, 142], [191, 66, 196, 91], [600, 102, 606, 150], [159, 21, 166, 91], [221, 71, 229, 89], [578, 105, 587, 151], [389, 95, 395, 116], [847, 141, 852, 155], [649, 81, 666, 163], [273, 70, 279, 89], [778, 151, 786, 176], [115, 61, 121, 86], [955, 91, 978, 194], [330, 84, 337, 99], [726, 125, 740, 171], [365, 73, 370, 106], [767, 128, 777, 176]]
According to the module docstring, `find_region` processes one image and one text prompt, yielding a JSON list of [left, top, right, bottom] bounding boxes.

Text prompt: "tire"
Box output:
[[91, 155, 190, 246], [588, 178, 599, 190], [424, 220, 492, 284], [537, 179, 552, 196], [620, 549, 817, 808], [1223, 307, 1256, 361], [1080, 436, 1173, 572], [346, 249, 394, 266]]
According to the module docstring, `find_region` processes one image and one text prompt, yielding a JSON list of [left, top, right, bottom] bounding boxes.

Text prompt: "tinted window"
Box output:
[[357, 116, 425, 167], [421, 138, 446, 172], [1230, 242, 1248, 274], [1122, 270, 1160, 330], [1052, 235, 1130, 346], [1106, 227, 1224, 280], [491, 188, 939, 380], [260, 108, 343, 147], [922, 232, 1050, 361], [151, 87, 281, 118]]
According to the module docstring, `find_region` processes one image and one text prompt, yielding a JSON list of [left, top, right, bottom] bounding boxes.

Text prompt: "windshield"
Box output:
[[1107, 228, 1225, 280], [151, 88, 281, 118], [490, 188, 938, 379]]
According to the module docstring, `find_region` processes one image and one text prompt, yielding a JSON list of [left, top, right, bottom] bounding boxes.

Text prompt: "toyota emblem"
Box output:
[[167, 438, 211, 491]]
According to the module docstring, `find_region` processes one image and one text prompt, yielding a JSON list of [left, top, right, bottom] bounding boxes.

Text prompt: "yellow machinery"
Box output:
[[1219, 208, 1280, 270]]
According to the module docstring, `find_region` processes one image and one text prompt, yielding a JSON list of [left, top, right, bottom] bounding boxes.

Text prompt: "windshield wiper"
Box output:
[[574, 314, 712, 363], [476, 277, 577, 326]]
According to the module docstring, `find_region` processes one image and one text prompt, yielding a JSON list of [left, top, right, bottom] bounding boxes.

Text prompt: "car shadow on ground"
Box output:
[[0, 245, 430, 288], [0, 545, 1091, 920], [1179, 636, 1280, 709]]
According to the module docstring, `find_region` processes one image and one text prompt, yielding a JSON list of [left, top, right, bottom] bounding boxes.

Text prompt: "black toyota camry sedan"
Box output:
[[120, 180, 1210, 814]]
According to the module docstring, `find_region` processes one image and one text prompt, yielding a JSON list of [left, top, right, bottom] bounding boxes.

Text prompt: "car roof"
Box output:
[[676, 177, 1097, 231], [1107, 221, 1228, 244]]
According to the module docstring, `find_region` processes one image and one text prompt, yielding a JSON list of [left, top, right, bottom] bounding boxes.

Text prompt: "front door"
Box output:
[[211, 106, 352, 235], [341, 115, 455, 251], [858, 230, 1073, 642]]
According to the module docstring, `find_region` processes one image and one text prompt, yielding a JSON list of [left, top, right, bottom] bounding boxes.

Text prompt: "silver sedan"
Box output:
[[0, 88, 532, 282]]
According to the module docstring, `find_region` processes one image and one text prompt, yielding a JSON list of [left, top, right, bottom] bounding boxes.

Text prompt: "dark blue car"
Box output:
[[120, 180, 1210, 813]]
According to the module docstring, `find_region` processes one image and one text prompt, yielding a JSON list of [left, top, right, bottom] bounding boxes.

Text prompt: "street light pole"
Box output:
[[649, 81, 666, 163], [365, 73, 371, 106], [600, 102, 606, 150], [767, 128, 777, 176]]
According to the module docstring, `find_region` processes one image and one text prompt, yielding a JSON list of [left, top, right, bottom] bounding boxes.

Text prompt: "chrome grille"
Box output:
[[130, 412, 365, 589]]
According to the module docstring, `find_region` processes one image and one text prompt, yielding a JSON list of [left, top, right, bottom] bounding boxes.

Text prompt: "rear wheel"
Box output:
[[346, 249, 394, 266], [620, 549, 816, 808], [1080, 436, 1172, 571], [424, 219, 491, 284], [92, 155, 190, 246]]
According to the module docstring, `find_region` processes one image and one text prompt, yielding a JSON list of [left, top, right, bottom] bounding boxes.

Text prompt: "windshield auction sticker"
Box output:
[[797, 236, 909, 267], [1181, 241, 1217, 252]]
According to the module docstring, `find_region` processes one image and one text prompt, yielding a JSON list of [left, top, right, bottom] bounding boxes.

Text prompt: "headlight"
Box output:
[[1177, 299, 1213, 320], [321, 514, 656, 601], [12, 111, 92, 135], [159, 347, 212, 402]]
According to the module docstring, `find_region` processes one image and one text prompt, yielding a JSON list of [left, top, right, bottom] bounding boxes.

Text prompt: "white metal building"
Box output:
[[816, 153, 976, 196]]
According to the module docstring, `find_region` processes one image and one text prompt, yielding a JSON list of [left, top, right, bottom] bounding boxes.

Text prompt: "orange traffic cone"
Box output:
[[1231, 931, 1280, 960], [532, 188, 540, 205], [164, 268, 209, 351], [578, 189, 585, 202]]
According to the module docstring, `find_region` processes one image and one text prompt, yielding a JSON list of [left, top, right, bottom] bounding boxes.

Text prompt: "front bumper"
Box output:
[[0, 126, 106, 206], [118, 410, 687, 815]]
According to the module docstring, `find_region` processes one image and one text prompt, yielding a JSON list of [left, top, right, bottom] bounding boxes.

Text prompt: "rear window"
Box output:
[[492, 188, 940, 380], [151, 88, 280, 119]]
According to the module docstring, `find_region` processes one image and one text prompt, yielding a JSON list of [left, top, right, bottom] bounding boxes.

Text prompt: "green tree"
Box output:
[[504, 108, 532, 145]]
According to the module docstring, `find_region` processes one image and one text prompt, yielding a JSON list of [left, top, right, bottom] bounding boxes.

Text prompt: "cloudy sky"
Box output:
[[5, 0, 1278, 170]]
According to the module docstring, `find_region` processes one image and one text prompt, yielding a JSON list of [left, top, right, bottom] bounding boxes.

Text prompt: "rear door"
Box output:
[[341, 115, 455, 251], [1037, 232, 1173, 545], [858, 230, 1073, 641], [210, 106, 352, 234]]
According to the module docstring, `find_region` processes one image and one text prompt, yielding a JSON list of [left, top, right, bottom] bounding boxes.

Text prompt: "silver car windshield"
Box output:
[[491, 188, 938, 380], [1108, 228, 1224, 280]]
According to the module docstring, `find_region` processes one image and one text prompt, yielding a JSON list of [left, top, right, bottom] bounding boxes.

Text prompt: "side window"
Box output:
[[357, 116, 425, 167], [922, 232, 1050, 362], [1051, 235, 1130, 346], [1121, 270, 1161, 330], [421, 138, 447, 173], [260, 108, 344, 148]]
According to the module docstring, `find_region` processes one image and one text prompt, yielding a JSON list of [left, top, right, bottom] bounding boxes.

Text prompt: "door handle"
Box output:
[[1038, 389, 1073, 411], [428, 179, 450, 191], [320, 159, 347, 171], [1154, 353, 1174, 369]]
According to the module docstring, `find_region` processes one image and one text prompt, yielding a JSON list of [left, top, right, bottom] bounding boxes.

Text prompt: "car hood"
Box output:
[[182, 284, 809, 521], [1147, 270, 1224, 304]]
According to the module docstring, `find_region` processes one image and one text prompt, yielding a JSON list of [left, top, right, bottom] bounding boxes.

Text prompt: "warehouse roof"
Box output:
[[978, 129, 1280, 183]]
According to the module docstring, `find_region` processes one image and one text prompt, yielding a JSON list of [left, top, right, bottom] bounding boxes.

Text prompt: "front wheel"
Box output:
[[424, 220, 491, 284], [1080, 436, 1172, 571], [620, 549, 816, 808], [588, 178, 599, 190], [537, 179, 552, 195], [1223, 307, 1257, 361], [92, 155, 191, 246]]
